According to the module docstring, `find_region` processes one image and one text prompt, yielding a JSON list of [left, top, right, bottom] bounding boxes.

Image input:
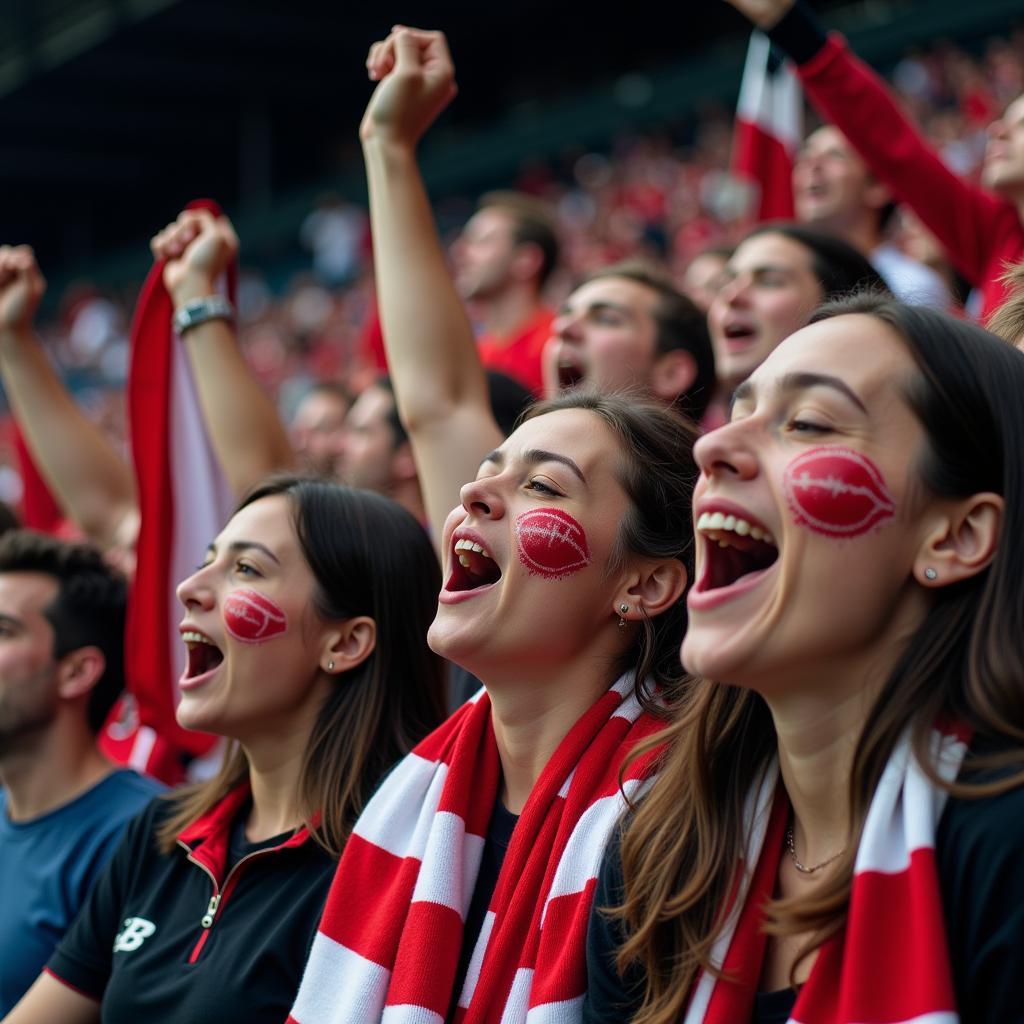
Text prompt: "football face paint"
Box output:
[[784, 446, 896, 538], [515, 507, 591, 580], [223, 588, 289, 644]]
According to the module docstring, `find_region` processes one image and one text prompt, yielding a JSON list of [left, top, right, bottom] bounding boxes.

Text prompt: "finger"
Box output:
[[368, 36, 397, 80]]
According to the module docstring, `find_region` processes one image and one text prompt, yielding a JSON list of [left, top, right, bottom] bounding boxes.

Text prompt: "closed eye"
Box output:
[[786, 418, 830, 434], [527, 478, 562, 497]]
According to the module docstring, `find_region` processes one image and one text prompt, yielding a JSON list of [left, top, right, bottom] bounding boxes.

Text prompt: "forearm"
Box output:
[[0, 328, 136, 545], [362, 137, 492, 430], [181, 319, 296, 497]]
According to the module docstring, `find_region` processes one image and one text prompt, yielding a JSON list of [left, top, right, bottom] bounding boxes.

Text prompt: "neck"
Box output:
[[809, 212, 879, 259], [0, 716, 112, 822], [480, 635, 627, 813], [239, 695, 325, 841], [768, 689, 865, 863], [762, 594, 921, 863], [475, 285, 543, 340]]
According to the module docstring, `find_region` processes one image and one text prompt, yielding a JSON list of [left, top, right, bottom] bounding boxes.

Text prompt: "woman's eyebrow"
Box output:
[[777, 371, 868, 413], [207, 539, 281, 565], [477, 447, 587, 484]]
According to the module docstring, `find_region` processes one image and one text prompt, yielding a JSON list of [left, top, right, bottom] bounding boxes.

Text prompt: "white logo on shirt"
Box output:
[[113, 917, 156, 952]]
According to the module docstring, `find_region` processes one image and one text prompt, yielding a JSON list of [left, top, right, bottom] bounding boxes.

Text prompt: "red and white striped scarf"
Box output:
[[686, 726, 968, 1024], [289, 673, 662, 1024]]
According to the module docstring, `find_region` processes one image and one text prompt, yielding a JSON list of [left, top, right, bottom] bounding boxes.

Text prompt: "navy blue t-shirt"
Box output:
[[0, 768, 163, 1014]]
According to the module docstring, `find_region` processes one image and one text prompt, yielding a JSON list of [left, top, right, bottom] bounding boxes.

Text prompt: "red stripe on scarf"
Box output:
[[291, 675, 661, 1024], [687, 729, 964, 1024]]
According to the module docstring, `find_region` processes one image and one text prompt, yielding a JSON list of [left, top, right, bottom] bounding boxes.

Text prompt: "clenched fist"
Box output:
[[150, 208, 238, 306], [0, 245, 46, 339], [360, 26, 458, 148]]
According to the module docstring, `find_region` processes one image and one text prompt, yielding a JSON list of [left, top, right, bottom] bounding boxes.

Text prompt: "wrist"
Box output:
[[172, 295, 234, 337], [0, 324, 34, 350], [170, 272, 219, 306]]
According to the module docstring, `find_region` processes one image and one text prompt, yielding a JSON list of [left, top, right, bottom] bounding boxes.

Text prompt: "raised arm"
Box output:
[[0, 245, 137, 551], [150, 209, 296, 498], [361, 26, 504, 540]]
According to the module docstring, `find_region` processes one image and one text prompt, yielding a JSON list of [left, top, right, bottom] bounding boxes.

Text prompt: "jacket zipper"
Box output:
[[178, 842, 284, 963]]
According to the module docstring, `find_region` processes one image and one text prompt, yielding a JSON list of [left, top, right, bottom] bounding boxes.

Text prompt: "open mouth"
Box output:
[[695, 511, 778, 593], [445, 537, 502, 594], [558, 360, 586, 390], [723, 323, 757, 349], [182, 630, 224, 680]]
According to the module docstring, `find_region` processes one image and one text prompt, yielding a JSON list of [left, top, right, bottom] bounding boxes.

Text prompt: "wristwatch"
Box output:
[[172, 295, 234, 336]]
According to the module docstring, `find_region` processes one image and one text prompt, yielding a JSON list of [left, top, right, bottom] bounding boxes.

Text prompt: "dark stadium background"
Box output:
[[1, 0, 1019, 295]]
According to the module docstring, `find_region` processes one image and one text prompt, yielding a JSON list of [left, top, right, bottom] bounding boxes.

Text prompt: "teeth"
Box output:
[[696, 511, 777, 548], [182, 630, 213, 645], [454, 538, 493, 560]]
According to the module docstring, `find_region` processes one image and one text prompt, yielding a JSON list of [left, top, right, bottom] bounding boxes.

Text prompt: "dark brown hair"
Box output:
[[157, 476, 447, 856], [479, 190, 560, 287], [613, 296, 1024, 1023], [525, 391, 699, 707]]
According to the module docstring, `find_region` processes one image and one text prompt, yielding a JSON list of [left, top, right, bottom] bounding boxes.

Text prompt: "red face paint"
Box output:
[[223, 588, 288, 644], [784, 446, 895, 538], [515, 507, 591, 580]]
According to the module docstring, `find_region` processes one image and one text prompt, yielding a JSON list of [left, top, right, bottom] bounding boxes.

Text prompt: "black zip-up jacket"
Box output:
[[46, 784, 335, 1024]]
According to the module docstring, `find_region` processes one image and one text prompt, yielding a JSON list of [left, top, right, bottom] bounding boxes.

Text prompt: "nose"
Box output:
[[458, 475, 506, 520], [553, 308, 583, 343], [177, 563, 217, 612], [693, 420, 760, 481], [715, 271, 751, 310]]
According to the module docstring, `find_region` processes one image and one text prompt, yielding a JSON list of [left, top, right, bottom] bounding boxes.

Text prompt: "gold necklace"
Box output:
[[785, 825, 846, 874]]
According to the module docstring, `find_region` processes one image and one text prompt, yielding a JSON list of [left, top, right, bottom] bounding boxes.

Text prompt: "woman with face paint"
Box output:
[[287, 390, 697, 1024], [584, 296, 1024, 1024], [703, 224, 887, 429], [4, 477, 446, 1024]]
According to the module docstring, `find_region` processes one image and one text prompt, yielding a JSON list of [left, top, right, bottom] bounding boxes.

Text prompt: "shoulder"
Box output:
[[938, 767, 1024, 867], [96, 770, 167, 812]]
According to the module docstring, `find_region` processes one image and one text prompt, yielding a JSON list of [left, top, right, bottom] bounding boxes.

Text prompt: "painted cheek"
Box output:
[[223, 588, 289, 644], [515, 507, 591, 581], [783, 446, 896, 538]]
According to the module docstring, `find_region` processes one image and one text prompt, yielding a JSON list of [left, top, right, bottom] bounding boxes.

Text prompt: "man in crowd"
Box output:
[[0, 530, 162, 1013], [793, 125, 950, 307], [726, 0, 1024, 321], [452, 191, 560, 396]]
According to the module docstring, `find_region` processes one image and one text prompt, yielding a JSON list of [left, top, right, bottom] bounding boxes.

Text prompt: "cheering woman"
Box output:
[[5, 477, 446, 1024], [586, 296, 1024, 1024]]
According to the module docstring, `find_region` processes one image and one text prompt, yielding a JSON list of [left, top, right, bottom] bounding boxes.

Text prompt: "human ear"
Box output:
[[914, 492, 1003, 587], [649, 349, 697, 403], [616, 559, 688, 622], [56, 646, 106, 701], [321, 616, 377, 675], [510, 241, 544, 284]]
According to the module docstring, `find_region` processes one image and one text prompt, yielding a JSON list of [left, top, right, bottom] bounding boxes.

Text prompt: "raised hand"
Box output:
[[721, 0, 795, 29], [150, 208, 238, 305], [0, 245, 46, 339], [361, 26, 458, 148]]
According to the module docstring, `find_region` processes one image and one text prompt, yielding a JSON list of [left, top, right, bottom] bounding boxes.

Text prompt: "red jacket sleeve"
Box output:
[[797, 35, 1019, 287]]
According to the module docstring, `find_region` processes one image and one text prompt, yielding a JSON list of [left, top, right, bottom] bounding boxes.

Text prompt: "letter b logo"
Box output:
[[113, 917, 156, 952]]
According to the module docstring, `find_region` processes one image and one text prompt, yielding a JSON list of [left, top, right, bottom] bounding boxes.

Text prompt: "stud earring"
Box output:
[[618, 603, 629, 628], [327, 659, 335, 671], [924, 568, 938, 581]]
